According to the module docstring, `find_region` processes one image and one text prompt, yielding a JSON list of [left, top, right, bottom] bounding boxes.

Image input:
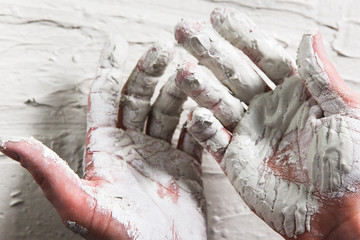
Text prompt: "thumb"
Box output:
[[0, 137, 90, 223], [297, 31, 360, 116]]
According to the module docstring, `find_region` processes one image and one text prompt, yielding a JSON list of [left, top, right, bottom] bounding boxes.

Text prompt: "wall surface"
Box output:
[[1, 0, 360, 239]]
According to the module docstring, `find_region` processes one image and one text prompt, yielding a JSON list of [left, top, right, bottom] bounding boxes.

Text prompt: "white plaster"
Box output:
[[186, 107, 230, 154], [1, 1, 358, 239], [175, 19, 267, 103], [211, 7, 294, 84], [297, 31, 348, 116], [176, 63, 244, 130], [120, 42, 175, 131], [148, 74, 187, 142]]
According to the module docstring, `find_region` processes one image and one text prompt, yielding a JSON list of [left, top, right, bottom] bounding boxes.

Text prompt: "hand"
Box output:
[[175, 8, 360, 240], [0, 36, 206, 239]]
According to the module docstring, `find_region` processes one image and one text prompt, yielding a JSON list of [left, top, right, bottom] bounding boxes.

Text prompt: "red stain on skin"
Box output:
[[171, 221, 180, 240], [174, 21, 203, 44], [157, 181, 179, 204], [312, 32, 360, 108], [175, 62, 196, 84], [126, 221, 141, 240]]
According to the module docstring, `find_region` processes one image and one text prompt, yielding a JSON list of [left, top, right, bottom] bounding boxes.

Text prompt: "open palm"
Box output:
[[175, 8, 360, 240], [0, 36, 206, 239]]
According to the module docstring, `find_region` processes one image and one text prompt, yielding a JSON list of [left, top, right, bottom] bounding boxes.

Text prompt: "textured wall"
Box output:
[[1, 0, 359, 239]]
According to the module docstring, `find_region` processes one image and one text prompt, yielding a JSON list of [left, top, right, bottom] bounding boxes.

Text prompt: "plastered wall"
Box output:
[[1, 0, 360, 239]]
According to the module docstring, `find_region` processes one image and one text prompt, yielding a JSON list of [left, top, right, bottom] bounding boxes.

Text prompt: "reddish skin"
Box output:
[[1, 141, 131, 240], [0, 51, 206, 239], [174, 21, 203, 44], [207, 33, 360, 240], [313, 33, 360, 108], [157, 182, 180, 204]]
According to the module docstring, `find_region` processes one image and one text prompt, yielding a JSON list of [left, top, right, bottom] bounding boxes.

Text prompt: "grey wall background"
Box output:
[[1, 0, 360, 239]]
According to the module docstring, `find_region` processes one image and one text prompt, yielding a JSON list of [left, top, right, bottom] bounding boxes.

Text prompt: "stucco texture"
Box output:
[[1, 0, 360, 239]]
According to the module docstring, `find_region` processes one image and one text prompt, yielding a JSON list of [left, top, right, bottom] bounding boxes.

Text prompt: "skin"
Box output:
[[0, 37, 206, 239], [178, 9, 360, 240], [2, 7, 360, 240]]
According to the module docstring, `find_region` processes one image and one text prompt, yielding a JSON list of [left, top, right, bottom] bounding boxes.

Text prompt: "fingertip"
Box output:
[[0, 136, 36, 163], [311, 31, 343, 91], [186, 108, 231, 162], [298, 30, 360, 111], [175, 62, 196, 85], [210, 7, 225, 27], [99, 34, 129, 70], [137, 41, 175, 75], [174, 19, 204, 44]]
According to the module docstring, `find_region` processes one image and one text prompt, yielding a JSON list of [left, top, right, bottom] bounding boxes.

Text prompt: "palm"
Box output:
[[174, 8, 360, 239], [81, 127, 205, 239], [0, 36, 207, 239], [226, 74, 360, 240]]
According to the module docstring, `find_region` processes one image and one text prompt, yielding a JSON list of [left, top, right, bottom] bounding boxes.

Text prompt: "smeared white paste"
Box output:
[[186, 108, 230, 155], [176, 63, 244, 131], [148, 74, 187, 142], [120, 42, 175, 131], [175, 20, 267, 103], [297, 32, 348, 116], [211, 7, 294, 84], [88, 35, 128, 129], [220, 75, 320, 238], [86, 127, 207, 239], [307, 117, 354, 192], [3, 1, 359, 240]]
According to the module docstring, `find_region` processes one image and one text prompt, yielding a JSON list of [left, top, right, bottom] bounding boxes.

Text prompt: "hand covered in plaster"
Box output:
[[0, 36, 207, 239], [175, 7, 360, 240]]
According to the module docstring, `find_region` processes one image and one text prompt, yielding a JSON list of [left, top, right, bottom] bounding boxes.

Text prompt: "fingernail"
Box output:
[[0, 137, 24, 162]]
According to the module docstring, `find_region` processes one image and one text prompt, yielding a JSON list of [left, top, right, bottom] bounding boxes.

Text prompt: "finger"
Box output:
[[88, 35, 128, 129], [146, 74, 187, 142], [186, 108, 231, 162], [210, 7, 296, 84], [176, 62, 245, 131], [0, 137, 90, 221], [177, 125, 203, 163], [297, 31, 360, 116], [117, 42, 175, 131], [175, 19, 270, 103]]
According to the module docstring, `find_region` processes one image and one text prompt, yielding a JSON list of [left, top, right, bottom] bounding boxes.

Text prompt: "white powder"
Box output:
[[85, 127, 207, 239]]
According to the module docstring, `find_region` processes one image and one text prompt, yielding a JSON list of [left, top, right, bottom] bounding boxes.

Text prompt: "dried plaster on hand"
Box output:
[[175, 20, 267, 103], [88, 35, 129, 129], [176, 63, 244, 131], [148, 74, 187, 142], [210, 7, 294, 83], [84, 127, 206, 239], [120, 42, 175, 131], [297, 32, 356, 191], [222, 71, 355, 238], [186, 108, 230, 157], [222, 76, 317, 238], [297, 32, 348, 116]]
